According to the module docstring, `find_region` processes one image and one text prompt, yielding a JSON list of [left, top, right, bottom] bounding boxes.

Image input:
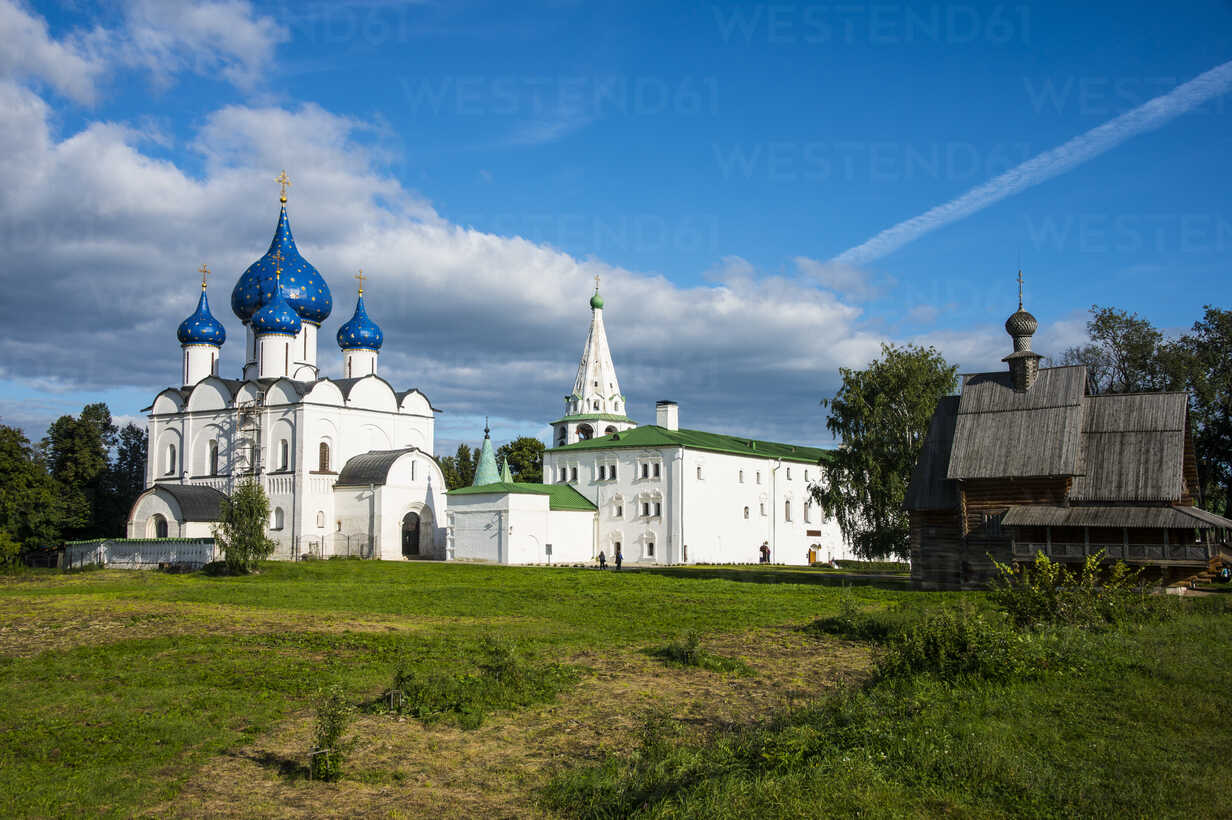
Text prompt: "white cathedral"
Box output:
[[127, 177, 850, 566]]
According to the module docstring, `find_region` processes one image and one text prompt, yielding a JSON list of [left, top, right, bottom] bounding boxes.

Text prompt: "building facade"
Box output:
[[127, 179, 448, 559]]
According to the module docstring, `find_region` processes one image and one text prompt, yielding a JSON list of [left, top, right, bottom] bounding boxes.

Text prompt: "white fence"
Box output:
[[64, 538, 218, 570]]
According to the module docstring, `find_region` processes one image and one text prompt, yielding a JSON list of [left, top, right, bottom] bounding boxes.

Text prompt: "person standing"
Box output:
[[598, 550, 607, 570], [615, 545, 623, 571]]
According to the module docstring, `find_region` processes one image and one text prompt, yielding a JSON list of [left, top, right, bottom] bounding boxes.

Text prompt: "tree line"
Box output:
[[0, 403, 147, 563], [816, 304, 1232, 560], [437, 436, 546, 489]]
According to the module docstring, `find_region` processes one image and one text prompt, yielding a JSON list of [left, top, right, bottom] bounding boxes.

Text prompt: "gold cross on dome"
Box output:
[[274, 248, 283, 283], [355, 269, 366, 295], [199, 263, 210, 290], [276, 170, 291, 202], [594, 273, 600, 292], [1016, 269, 1024, 310]]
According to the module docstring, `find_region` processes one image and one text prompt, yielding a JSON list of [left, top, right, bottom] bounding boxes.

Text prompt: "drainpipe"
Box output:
[[769, 458, 782, 562], [367, 482, 375, 558]]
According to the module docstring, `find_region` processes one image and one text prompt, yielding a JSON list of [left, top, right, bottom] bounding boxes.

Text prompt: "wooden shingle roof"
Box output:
[[903, 395, 960, 511], [946, 366, 1086, 480], [1069, 392, 1188, 502]]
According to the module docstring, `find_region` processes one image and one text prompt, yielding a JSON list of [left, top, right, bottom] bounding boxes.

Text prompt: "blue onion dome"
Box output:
[[231, 205, 332, 325], [250, 284, 302, 336], [177, 289, 226, 346], [337, 294, 384, 351]]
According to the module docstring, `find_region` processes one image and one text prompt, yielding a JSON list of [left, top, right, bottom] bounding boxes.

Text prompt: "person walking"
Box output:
[[598, 550, 607, 570], [614, 545, 623, 571]]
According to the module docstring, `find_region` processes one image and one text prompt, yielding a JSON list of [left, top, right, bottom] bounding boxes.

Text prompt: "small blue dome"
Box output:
[[231, 205, 332, 325], [177, 290, 226, 346], [337, 294, 384, 351], [251, 285, 302, 336]]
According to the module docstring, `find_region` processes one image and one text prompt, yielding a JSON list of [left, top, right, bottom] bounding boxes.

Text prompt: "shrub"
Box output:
[[211, 479, 276, 574], [649, 631, 753, 675], [876, 606, 1047, 683], [989, 551, 1166, 629], [807, 595, 922, 643], [309, 686, 354, 782]]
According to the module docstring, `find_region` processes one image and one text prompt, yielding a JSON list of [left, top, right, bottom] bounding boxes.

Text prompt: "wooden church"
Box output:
[[905, 287, 1232, 590]]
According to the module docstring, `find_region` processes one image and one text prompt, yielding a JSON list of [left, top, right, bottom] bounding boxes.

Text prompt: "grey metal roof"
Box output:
[[1003, 504, 1232, 530], [947, 366, 1086, 479], [904, 395, 960, 511], [149, 484, 227, 521], [1069, 393, 1189, 502], [335, 448, 420, 487]]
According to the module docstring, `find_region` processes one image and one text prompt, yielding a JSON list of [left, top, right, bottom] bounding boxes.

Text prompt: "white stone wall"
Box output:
[[446, 492, 596, 565], [544, 445, 853, 566]]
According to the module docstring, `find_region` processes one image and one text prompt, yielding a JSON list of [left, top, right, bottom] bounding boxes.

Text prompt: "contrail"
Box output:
[[833, 60, 1232, 266]]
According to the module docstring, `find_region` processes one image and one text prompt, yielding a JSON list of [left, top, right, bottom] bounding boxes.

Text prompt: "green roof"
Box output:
[[549, 412, 635, 425], [447, 481, 598, 512], [546, 425, 834, 465]]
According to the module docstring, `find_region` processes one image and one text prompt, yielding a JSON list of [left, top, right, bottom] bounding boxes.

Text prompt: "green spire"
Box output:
[[500, 457, 513, 483], [472, 418, 500, 486]]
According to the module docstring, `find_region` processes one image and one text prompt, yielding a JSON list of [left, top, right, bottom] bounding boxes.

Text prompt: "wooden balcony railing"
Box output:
[[1012, 542, 1214, 564]]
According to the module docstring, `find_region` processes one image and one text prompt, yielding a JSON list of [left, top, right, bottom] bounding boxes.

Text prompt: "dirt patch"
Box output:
[[155, 627, 872, 818]]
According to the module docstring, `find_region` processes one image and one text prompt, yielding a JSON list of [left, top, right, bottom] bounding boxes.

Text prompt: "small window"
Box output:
[[756, 471, 761, 484], [336, 520, 342, 532], [615, 503, 623, 518], [279, 439, 289, 471], [318, 442, 330, 472], [760, 503, 766, 517], [696, 465, 703, 480], [786, 467, 792, 480], [315, 510, 325, 529], [804, 503, 812, 523], [642, 502, 650, 516], [208, 440, 219, 476], [165, 443, 177, 476], [641, 463, 649, 479], [654, 501, 662, 517], [593, 400, 600, 410], [739, 469, 744, 483], [599, 464, 607, 480], [805, 470, 810, 482], [272, 507, 285, 530], [743, 506, 750, 519], [609, 464, 617, 481], [570, 466, 578, 482], [653, 463, 661, 478], [558, 467, 566, 482], [646, 541, 655, 558], [785, 500, 792, 522]]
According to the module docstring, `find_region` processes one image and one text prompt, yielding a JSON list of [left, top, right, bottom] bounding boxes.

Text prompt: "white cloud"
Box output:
[[835, 59, 1232, 266], [0, 0, 106, 104], [793, 256, 881, 301]]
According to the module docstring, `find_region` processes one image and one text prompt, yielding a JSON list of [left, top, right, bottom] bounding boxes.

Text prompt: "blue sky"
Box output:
[[3, 0, 1231, 453]]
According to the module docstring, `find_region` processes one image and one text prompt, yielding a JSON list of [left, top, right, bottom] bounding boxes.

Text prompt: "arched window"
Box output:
[[318, 442, 330, 472], [272, 507, 285, 530], [165, 444, 177, 476], [743, 506, 749, 519], [577, 424, 593, 441], [315, 510, 325, 529], [279, 439, 289, 471], [149, 514, 168, 538], [604, 425, 617, 434], [208, 440, 219, 476], [593, 400, 600, 410], [785, 500, 792, 522]]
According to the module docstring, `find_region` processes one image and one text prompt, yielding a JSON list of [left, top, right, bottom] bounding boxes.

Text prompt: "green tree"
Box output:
[[438, 443, 478, 490], [0, 425, 64, 551], [812, 343, 958, 560], [1165, 306, 1232, 513], [496, 436, 545, 483], [212, 479, 276, 574], [95, 423, 148, 537], [41, 403, 117, 537], [1061, 306, 1165, 394]]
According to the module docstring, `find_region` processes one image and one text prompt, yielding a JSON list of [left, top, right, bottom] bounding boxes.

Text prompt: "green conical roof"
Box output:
[[472, 420, 500, 486], [500, 457, 513, 483]]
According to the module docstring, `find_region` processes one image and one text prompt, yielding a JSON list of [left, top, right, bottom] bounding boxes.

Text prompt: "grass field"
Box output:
[[0, 561, 1228, 818]]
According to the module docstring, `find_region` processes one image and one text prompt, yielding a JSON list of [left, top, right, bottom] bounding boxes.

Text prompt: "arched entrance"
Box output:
[[402, 512, 421, 557], [148, 514, 168, 538]]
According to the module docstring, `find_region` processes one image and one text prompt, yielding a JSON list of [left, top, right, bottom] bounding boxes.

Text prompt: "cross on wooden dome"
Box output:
[[1016, 269, 1024, 310]]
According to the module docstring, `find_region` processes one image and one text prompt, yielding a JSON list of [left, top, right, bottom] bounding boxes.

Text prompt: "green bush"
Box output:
[[990, 551, 1169, 629], [387, 636, 578, 729], [876, 606, 1057, 683], [308, 686, 354, 782], [649, 631, 752, 675]]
